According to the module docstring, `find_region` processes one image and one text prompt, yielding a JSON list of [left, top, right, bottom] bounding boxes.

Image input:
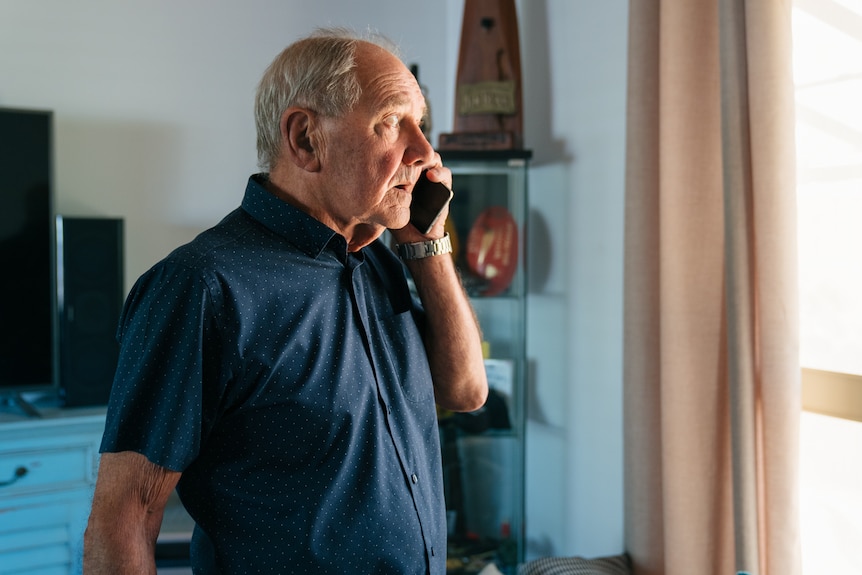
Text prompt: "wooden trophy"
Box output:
[[439, 0, 524, 150]]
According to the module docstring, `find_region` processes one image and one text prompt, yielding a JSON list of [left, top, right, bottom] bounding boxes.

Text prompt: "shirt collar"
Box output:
[[241, 173, 347, 260]]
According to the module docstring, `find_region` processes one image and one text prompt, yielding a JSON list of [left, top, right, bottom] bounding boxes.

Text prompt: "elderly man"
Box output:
[[83, 28, 487, 574]]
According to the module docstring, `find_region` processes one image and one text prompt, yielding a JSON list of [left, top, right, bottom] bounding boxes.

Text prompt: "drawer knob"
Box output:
[[0, 466, 28, 487]]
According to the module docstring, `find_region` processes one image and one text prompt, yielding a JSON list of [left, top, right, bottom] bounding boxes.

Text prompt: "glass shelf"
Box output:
[[439, 150, 530, 574]]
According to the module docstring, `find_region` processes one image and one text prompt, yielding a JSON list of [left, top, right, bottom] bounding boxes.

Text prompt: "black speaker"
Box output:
[[56, 216, 124, 407]]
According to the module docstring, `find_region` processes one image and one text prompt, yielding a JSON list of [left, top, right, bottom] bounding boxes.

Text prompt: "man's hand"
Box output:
[[391, 161, 453, 244]]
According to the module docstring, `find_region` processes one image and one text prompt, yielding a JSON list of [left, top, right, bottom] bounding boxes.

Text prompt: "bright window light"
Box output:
[[794, 0, 862, 376], [793, 1, 862, 573]]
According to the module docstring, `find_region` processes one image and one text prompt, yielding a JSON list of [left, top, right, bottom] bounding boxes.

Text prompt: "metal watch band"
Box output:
[[396, 233, 452, 260]]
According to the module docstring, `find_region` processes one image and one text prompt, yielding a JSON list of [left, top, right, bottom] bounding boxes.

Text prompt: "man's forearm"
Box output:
[[84, 452, 179, 574], [83, 520, 159, 574], [405, 253, 488, 412]]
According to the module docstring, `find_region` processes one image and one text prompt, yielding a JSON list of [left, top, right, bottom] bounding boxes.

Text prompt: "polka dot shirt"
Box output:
[[100, 174, 446, 574]]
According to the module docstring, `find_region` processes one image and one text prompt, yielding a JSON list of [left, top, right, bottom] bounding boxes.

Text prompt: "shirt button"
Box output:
[[411, 473, 418, 484]]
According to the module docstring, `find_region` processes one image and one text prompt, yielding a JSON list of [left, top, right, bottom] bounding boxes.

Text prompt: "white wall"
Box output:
[[519, 0, 628, 559], [0, 0, 453, 290], [0, 0, 629, 561]]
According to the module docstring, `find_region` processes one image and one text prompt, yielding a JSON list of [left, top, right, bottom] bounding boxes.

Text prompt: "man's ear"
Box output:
[[281, 108, 321, 172]]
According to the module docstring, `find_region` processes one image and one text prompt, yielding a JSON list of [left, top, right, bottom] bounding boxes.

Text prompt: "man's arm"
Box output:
[[84, 451, 181, 574], [403, 251, 488, 412], [391, 162, 488, 412]]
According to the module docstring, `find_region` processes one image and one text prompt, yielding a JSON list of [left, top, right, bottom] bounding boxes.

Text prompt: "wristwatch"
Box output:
[[396, 233, 453, 260]]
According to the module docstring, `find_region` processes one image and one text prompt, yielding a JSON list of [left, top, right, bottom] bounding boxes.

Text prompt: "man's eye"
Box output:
[[383, 115, 399, 128]]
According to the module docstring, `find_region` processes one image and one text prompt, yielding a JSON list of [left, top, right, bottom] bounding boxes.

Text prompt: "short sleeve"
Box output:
[[100, 261, 225, 471]]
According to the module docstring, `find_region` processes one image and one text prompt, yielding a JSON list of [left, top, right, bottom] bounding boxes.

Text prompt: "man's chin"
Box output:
[[374, 209, 408, 232]]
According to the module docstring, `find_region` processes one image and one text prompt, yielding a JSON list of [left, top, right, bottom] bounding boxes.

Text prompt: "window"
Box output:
[[793, 0, 862, 573]]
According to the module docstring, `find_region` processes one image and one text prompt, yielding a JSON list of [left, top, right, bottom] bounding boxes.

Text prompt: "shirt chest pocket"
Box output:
[[369, 307, 435, 405]]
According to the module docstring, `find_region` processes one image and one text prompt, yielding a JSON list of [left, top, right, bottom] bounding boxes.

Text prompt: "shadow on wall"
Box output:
[[520, 0, 572, 166], [528, 208, 552, 294]]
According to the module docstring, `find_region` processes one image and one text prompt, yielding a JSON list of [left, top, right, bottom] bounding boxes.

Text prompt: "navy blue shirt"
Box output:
[[101, 174, 447, 574]]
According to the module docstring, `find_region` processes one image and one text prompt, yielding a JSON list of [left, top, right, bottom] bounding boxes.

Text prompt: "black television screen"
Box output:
[[0, 108, 56, 395]]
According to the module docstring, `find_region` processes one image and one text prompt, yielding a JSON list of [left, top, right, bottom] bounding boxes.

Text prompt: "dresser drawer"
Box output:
[[0, 410, 105, 574], [0, 544, 70, 575], [0, 444, 94, 498], [0, 499, 89, 574]]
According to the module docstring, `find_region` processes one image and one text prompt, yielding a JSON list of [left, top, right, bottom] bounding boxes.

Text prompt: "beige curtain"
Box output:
[[623, 1, 800, 574]]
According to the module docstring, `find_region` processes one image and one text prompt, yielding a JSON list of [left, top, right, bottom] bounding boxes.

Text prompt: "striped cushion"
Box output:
[[518, 554, 631, 575]]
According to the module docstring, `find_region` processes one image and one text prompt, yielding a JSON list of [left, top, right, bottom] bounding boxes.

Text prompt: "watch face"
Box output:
[[465, 206, 518, 296]]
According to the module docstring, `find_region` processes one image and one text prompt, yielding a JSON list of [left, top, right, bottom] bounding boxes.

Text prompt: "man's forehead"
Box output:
[[355, 47, 423, 109], [356, 45, 401, 76]]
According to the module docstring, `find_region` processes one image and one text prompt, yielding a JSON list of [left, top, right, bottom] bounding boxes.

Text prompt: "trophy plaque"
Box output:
[[439, 0, 524, 150]]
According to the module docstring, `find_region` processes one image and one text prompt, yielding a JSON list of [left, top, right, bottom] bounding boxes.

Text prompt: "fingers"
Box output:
[[424, 153, 453, 190]]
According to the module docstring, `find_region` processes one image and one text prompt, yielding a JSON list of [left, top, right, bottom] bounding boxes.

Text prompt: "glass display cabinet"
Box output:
[[437, 150, 531, 574]]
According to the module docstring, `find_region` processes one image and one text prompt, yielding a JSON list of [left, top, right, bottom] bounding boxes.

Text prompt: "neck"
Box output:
[[264, 170, 383, 252]]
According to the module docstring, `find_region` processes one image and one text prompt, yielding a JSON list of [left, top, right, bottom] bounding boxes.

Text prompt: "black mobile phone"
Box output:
[[410, 171, 453, 234]]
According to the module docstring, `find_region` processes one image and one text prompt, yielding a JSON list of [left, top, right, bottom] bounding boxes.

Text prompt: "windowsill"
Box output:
[[802, 368, 862, 422]]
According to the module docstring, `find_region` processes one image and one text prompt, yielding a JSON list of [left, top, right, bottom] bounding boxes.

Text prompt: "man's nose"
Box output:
[[405, 122, 436, 167]]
